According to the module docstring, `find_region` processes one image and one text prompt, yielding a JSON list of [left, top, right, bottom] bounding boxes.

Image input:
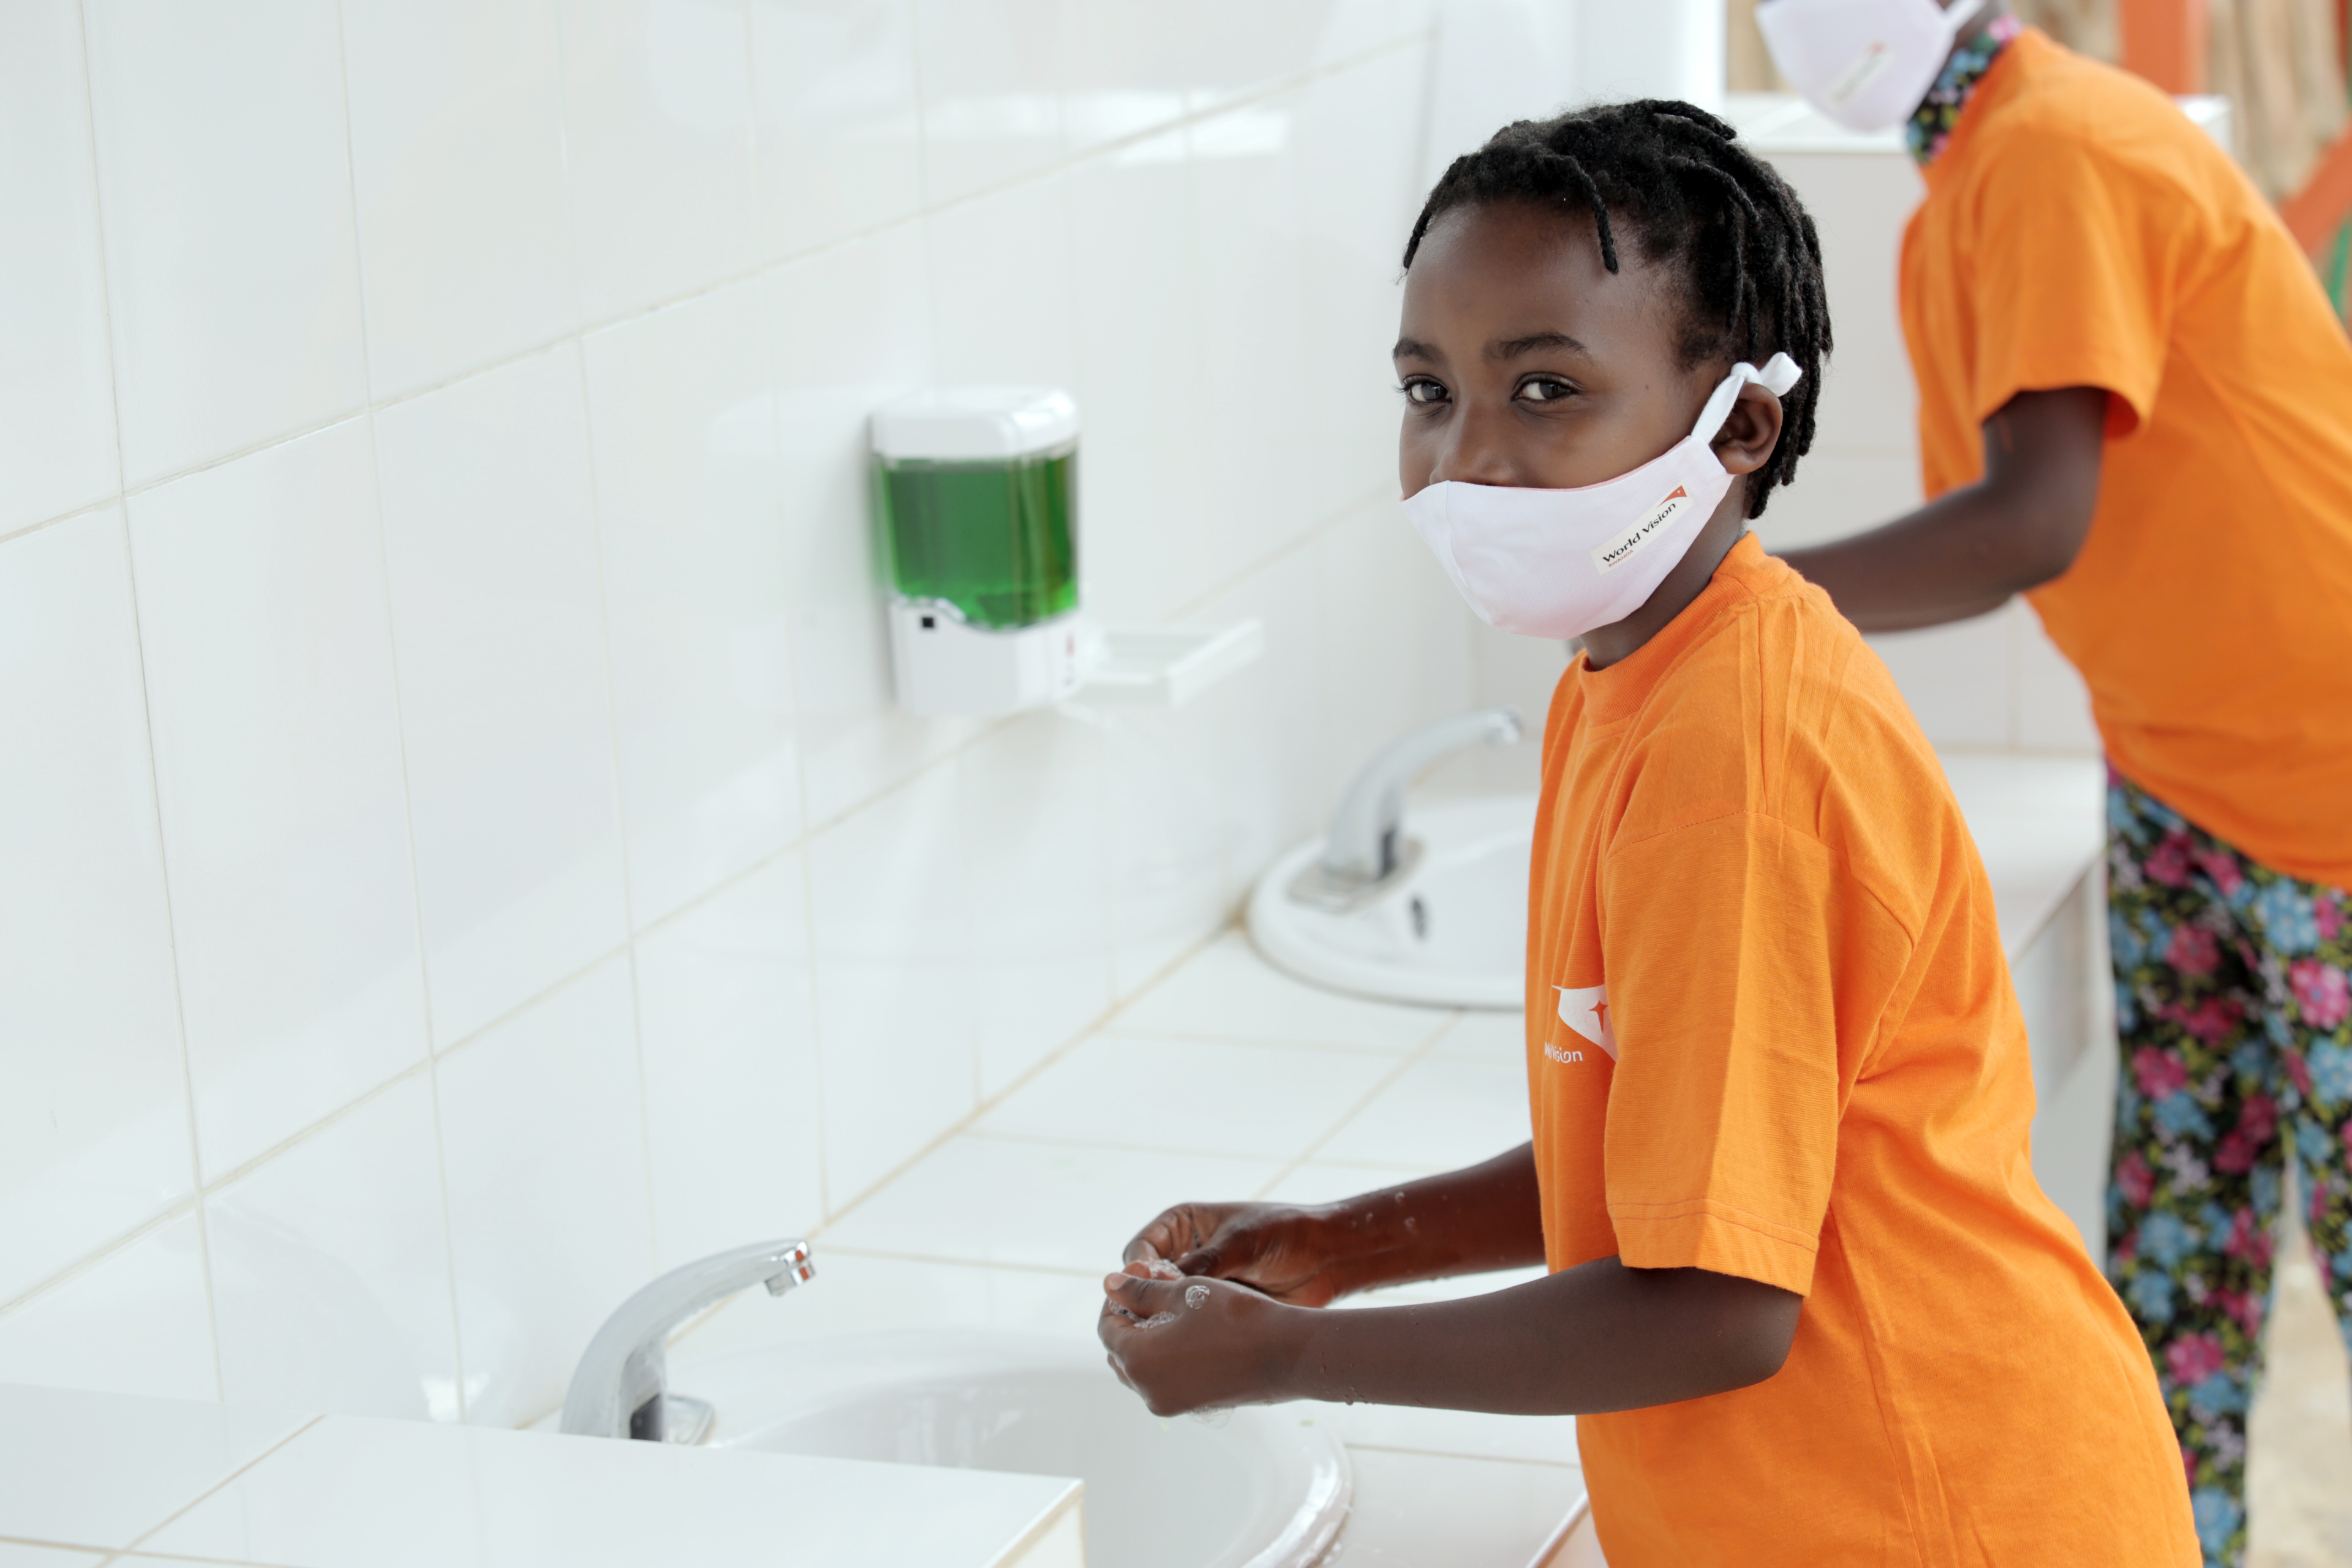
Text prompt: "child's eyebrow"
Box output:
[[1392, 336, 1442, 363], [1490, 330, 1592, 361]]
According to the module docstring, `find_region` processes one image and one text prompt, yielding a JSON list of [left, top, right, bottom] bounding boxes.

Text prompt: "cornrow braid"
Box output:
[[1401, 100, 1831, 518]]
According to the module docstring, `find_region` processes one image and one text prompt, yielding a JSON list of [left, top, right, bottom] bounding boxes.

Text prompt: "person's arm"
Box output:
[[1779, 386, 2106, 631], [1102, 1142, 1802, 1415], [1119, 1144, 1549, 1306], [1099, 1252, 1800, 1417]]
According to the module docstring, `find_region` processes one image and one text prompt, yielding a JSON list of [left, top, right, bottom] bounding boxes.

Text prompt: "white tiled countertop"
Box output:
[[0, 1381, 1079, 1568]]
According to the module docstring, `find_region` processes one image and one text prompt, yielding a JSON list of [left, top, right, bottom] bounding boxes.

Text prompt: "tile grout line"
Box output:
[[115, 1412, 326, 1558], [67, 0, 229, 1404], [564, 322, 664, 1283]]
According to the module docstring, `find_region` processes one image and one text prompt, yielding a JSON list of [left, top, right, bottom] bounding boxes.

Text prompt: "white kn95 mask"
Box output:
[[1755, 0, 1986, 133], [1401, 353, 1803, 642]]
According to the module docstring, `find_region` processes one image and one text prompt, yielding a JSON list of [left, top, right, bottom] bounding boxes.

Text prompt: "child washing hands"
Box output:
[[1099, 101, 2198, 1566]]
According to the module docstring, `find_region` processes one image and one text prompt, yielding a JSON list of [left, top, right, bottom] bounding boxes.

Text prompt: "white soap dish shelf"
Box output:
[[1079, 620, 1263, 707]]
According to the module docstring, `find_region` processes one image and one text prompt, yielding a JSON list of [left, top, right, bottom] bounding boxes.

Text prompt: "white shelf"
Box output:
[[1079, 620, 1264, 707]]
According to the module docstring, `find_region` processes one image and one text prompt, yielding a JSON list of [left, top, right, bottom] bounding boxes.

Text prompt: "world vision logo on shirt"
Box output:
[[1547, 984, 1618, 1062], [1591, 487, 1692, 573]]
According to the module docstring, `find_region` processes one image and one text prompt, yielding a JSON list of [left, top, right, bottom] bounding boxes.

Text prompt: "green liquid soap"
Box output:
[[878, 447, 1077, 630]]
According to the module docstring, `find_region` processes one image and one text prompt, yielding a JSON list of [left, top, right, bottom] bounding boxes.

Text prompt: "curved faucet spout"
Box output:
[[1293, 707, 1522, 910], [560, 1238, 814, 1441]]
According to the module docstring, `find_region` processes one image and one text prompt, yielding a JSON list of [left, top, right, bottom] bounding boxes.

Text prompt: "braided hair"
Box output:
[[1402, 100, 1830, 518]]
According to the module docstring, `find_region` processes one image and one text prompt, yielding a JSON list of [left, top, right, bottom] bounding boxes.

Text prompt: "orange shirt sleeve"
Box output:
[[1951, 129, 2173, 436], [1597, 812, 1889, 1297]]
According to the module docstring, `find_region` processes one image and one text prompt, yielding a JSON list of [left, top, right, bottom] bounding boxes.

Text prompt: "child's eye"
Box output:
[[1518, 377, 1576, 404], [1400, 378, 1449, 406]]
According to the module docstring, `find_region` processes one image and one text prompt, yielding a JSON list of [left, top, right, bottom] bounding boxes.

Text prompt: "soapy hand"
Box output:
[[1098, 1269, 1305, 1416], [1120, 1202, 1352, 1306]]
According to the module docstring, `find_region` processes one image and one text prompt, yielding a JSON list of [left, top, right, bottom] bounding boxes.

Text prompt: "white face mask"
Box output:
[[1754, 0, 1986, 133], [1401, 354, 1803, 643]]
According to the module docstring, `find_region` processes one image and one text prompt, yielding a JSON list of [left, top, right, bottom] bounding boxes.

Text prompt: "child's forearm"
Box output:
[[1278, 1256, 1802, 1415], [1305, 1142, 1550, 1297], [1103, 1249, 1803, 1417]]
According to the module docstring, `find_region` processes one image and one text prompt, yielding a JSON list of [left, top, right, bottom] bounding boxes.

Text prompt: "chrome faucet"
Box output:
[[1290, 707, 1523, 911], [559, 1238, 814, 1442]]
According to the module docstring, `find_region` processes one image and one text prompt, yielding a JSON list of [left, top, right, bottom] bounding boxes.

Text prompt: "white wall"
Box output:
[[0, 0, 1477, 1427]]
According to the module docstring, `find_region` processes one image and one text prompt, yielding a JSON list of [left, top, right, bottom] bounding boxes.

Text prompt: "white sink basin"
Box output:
[[1248, 794, 1531, 1010], [689, 1331, 1349, 1568]]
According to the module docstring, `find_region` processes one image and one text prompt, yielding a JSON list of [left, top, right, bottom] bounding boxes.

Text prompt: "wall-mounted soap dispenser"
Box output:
[[872, 388, 1087, 716]]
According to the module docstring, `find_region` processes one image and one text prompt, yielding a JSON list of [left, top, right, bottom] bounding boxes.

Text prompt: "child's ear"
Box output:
[[1713, 385, 1784, 477]]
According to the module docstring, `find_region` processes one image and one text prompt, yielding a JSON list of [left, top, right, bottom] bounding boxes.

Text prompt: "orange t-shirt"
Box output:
[[1529, 535, 2194, 1566], [1901, 29, 2352, 890]]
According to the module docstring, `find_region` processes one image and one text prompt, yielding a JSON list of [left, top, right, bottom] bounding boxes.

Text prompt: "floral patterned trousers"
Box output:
[[2104, 770, 2352, 1568]]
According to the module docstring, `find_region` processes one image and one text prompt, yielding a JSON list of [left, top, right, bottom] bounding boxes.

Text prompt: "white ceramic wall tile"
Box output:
[[556, 0, 761, 323], [1338, 1447, 1585, 1565], [1757, 147, 1924, 460], [372, 347, 630, 1046], [0, 1547, 104, 1566], [911, 0, 1065, 205], [432, 956, 654, 1428], [0, 513, 190, 1304], [127, 420, 428, 1181], [1065, 134, 1206, 624], [1315, 502, 1477, 807], [1468, 619, 1570, 739], [978, 1032, 1399, 1161], [1291, 45, 1422, 506], [1314, 1054, 1530, 1170], [821, 1133, 1286, 1272], [2015, 601, 2102, 755], [1866, 611, 2015, 750], [634, 856, 824, 1268], [145, 1412, 1075, 1568], [584, 283, 801, 927], [959, 714, 1114, 1098], [1427, 1009, 1526, 1066], [1198, 549, 1340, 907], [1175, 0, 1343, 111], [764, 228, 965, 826], [339, 0, 579, 399], [1054, 5, 1197, 154], [0, 2, 118, 535], [1099, 703, 1231, 999], [82, 0, 366, 484], [746, 0, 924, 260], [0, 1215, 217, 1403], [807, 764, 977, 1205], [206, 1075, 460, 1422], [924, 175, 1083, 391], [0, 1382, 310, 1552], [673, 1251, 1101, 1363], [1186, 93, 1319, 563], [1755, 450, 1924, 553], [1114, 933, 1449, 1053]]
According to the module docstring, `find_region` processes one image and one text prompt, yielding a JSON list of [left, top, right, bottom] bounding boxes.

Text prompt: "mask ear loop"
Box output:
[[1689, 353, 1806, 449]]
